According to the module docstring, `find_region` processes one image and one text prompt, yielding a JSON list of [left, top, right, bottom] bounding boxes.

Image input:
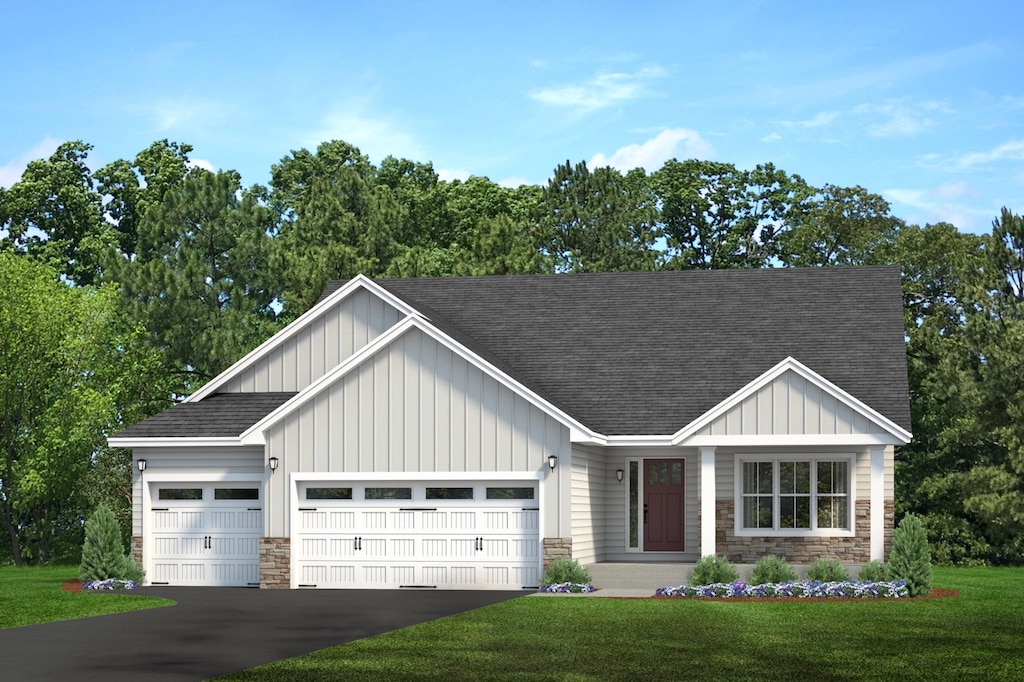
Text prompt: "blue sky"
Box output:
[[2, 1, 1021, 233]]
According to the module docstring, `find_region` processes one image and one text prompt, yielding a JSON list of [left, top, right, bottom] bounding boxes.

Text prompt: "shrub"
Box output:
[[888, 513, 933, 597], [689, 555, 739, 586], [858, 559, 888, 582], [541, 558, 591, 586], [750, 555, 798, 585], [80, 504, 144, 584], [806, 558, 850, 582]]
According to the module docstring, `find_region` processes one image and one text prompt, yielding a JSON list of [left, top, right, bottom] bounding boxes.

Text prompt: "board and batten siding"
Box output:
[[570, 445, 610, 565], [131, 447, 265, 536], [699, 370, 888, 437], [264, 327, 569, 537], [219, 288, 404, 394]]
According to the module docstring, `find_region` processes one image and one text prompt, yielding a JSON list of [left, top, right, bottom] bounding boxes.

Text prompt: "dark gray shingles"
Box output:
[[374, 267, 910, 435], [112, 393, 297, 438]]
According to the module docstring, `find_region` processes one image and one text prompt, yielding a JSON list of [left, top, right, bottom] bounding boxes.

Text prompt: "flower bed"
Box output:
[[82, 578, 140, 591], [656, 579, 909, 599], [538, 582, 596, 594]]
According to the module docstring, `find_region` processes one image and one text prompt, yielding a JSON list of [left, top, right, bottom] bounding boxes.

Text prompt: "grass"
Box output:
[[217, 567, 1024, 681], [0, 565, 172, 629]]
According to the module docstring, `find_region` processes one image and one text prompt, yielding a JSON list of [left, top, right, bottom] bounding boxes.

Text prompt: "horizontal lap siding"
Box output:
[[264, 328, 569, 536], [131, 447, 264, 536], [702, 370, 890, 436], [220, 289, 402, 393], [571, 446, 607, 565]]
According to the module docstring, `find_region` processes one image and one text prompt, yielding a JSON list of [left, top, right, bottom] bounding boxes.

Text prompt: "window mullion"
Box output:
[[773, 461, 780, 532]]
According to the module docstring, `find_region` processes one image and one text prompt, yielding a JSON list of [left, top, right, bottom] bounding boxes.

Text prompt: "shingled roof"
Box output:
[[114, 393, 296, 438], [364, 266, 911, 435]]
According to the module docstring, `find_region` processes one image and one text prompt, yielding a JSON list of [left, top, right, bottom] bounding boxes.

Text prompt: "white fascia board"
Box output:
[[684, 434, 900, 447], [241, 315, 601, 445], [106, 436, 243, 449], [186, 275, 419, 403], [669, 356, 913, 446]]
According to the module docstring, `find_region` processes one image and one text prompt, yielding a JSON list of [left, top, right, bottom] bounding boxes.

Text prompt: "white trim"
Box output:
[[108, 437, 243, 448], [732, 453, 857, 538], [699, 447, 716, 557], [870, 446, 885, 561], [241, 315, 597, 445], [671, 357, 912, 446], [683, 434, 899, 447], [187, 275, 418, 403]]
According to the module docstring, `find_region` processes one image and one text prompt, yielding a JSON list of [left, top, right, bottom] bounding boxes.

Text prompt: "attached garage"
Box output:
[[147, 482, 263, 587], [292, 480, 540, 590]]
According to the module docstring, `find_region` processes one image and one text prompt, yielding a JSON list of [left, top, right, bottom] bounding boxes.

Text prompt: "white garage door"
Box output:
[[148, 483, 262, 587], [294, 481, 540, 590]]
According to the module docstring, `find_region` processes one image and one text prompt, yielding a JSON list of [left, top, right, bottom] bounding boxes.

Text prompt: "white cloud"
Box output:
[[498, 176, 533, 188], [855, 99, 953, 137], [590, 128, 715, 172], [0, 136, 63, 188], [884, 181, 985, 231], [783, 111, 838, 128], [437, 168, 470, 183], [951, 138, 1024, 169], [762, 132, 782, 142], [187, 158, 217, 173], [529, 66, 666, 113], [306, 104, 422, 163], [147, 97, 230, 131]]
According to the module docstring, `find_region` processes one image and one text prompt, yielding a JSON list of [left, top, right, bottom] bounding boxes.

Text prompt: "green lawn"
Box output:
[[0, 565, 172, 629], [218, 567, 1024, 681]]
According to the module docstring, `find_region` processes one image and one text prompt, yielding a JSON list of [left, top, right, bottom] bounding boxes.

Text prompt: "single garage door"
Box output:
[[148, 483, 262, 586], [294, 481, 540, 590]]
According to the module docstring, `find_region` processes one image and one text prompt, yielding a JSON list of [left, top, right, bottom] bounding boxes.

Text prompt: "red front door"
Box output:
[[643, 459, 685, 551]]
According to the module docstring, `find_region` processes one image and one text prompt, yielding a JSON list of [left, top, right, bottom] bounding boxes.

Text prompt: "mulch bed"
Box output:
[[649, 588, 959, 602], [61, 580, 83, 594]]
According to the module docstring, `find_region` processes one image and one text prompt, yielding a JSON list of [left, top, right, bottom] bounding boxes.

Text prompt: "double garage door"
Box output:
[[148, 483, 262, 587], [294, 480, 540, 590]]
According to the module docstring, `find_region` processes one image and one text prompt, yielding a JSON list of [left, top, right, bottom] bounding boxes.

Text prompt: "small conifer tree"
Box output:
[[888, 513, 933, 597], [80, 504, 130, 582]]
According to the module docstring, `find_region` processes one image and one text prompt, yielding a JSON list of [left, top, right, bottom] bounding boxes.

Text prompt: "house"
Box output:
[[109, 267, 911, 589]]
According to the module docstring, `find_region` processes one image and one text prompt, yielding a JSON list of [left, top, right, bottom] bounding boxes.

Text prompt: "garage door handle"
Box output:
[[475, 537, 483, 551], [354, 537, 362, 551]]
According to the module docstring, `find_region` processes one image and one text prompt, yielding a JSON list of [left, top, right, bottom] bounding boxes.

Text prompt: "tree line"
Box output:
[[1, 138, 1022, 565]]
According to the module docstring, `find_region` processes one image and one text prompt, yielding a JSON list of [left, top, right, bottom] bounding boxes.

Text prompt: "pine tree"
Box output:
[[79, 504, 129, 582], [888, 513, 933, 596]]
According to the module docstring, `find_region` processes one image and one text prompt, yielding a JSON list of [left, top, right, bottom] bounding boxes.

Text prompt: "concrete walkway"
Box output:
[[0, 587, 524, 682]]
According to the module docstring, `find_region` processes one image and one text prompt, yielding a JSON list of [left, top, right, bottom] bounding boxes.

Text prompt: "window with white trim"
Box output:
[[739, 457, 852, 533]]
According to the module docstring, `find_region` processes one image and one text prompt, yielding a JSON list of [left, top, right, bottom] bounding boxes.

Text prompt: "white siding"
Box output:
[[219, 288, 403, 394], [571, 446, 608, 565], [701, 370, 890, 437], [131, 447, 264, 536], [264, 328, 570, 536]]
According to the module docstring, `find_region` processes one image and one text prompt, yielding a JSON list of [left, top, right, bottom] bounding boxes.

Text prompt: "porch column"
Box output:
[[700, 446, 716, 557], [869, 446, 885, 561]]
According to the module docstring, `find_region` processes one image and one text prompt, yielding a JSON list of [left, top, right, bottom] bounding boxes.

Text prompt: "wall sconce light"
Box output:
[[137, 459, 147, 473], [268, 457, 279, 472], [548, 455, 558, 471], [616, 469, 624, 483]]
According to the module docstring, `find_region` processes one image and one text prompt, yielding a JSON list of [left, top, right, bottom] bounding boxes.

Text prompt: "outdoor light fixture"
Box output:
[[268, 457, 279, 472], [136, 459, 147, 473], [548, 455, 558, 470], [616, 469, 624, 483]]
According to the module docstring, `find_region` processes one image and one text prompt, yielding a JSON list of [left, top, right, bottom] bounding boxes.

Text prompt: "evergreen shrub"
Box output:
[[689, 555, 739, 586], [888, 513, 933, 596], [80, 504, 144, 584], [858, 559, 888, 582], [806, 558, 851, 582], [750, 555, 798, 585], [541, 558, 591, 586]]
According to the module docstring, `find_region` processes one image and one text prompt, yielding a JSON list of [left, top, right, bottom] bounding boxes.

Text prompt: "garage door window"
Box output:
[[426, 487, 474, 500], [486, 487, 535, 500], [158, 488, 203, 500], [214, 488, 259, 500], [365, 487, 412, 500], [307, 487, 353, 500]]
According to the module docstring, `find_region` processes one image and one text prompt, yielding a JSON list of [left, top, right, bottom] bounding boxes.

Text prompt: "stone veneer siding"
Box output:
[[260, 537, 291, 589], [130, 535, 143, 569], [715, 499, 894, 564], [542, 537, 572, 571]]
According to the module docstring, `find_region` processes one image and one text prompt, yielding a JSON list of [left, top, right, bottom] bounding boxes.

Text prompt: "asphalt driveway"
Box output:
[[0, 586, 526, 681]]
